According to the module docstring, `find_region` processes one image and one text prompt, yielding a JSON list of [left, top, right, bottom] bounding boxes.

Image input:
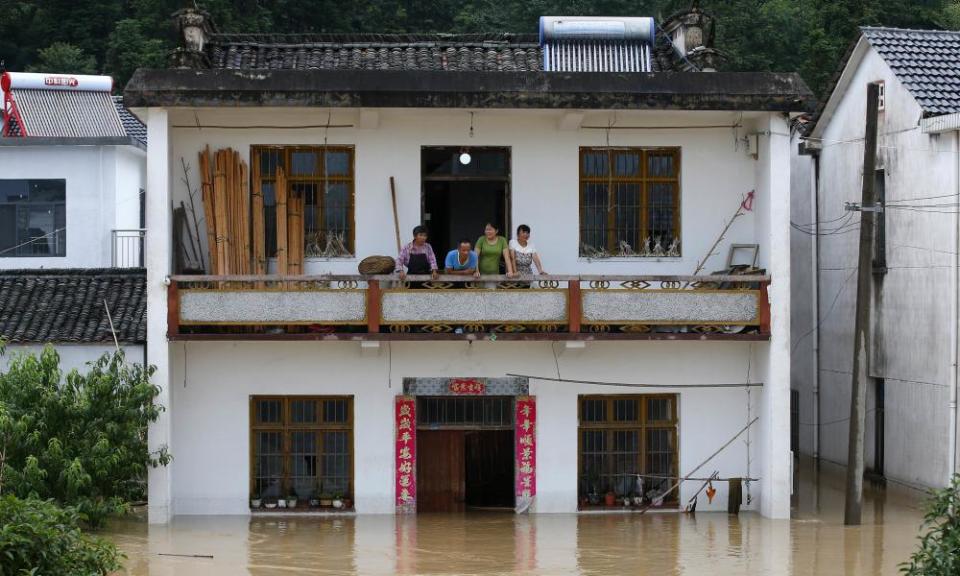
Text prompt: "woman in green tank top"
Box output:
[[474, 222, 515, 277]]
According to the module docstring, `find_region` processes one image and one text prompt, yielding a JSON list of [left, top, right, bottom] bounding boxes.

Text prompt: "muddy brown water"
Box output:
[[105, 458, 927, 575]]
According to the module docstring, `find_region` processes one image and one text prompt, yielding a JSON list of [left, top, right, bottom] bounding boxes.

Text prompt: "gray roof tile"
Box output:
[[206, 32, 680, 72], [0, 268, 146, 344], [112, 96, 146, 145], [863, 27, 960, 115]]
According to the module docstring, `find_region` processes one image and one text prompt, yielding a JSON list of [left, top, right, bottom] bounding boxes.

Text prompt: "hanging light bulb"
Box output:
[[459, 149, 472, 165]]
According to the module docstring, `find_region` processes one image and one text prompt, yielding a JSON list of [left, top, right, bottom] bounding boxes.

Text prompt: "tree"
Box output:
[[0, 347, 170, 527], [901, 475, 960, 575], [106, 19, 168, 89], [26, 42, 97, 74], [0, 495, 122, 576]]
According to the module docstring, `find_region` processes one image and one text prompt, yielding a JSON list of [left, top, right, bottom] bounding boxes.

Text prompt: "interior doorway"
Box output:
[[415, 396, 515, 513], [421, 147, 511, 262]]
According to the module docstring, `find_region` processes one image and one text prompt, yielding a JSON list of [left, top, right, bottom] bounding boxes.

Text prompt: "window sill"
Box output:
[[577, 503, 679, 513], [577, 257, 683, 263], [251, 507, 355, 515]]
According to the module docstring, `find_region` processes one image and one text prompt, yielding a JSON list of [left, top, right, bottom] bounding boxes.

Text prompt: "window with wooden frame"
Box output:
[[578, 395, 678, 505], [579, 147, 681, 257], [252, 146, 355, 258], [250, 396, 353, 506]]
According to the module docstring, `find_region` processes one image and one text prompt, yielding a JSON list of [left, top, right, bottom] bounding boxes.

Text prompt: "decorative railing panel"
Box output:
[[582, 290, 760, 325], [167, 274, 770, 339], [381, 287, 567, 329]]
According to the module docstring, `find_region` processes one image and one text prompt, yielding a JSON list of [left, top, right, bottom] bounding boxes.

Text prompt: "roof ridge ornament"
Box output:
[[170, 8, 215, 69]]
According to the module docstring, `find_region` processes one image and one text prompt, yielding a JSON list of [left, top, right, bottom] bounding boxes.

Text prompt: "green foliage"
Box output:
[[25, 42, 97, 74], [0, 495, 122, 576], [1, 1, 960, 97], [900, 474, 960, 576], [0, 347, 170, 527]]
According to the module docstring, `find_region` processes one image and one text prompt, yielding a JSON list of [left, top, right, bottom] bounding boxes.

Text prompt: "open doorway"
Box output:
[[421, 147, 511, 261], [416, 396, 515, 513]]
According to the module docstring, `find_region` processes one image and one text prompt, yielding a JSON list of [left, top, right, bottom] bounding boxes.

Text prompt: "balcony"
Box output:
[[112, 229, 146, 268], [167, 274, 770, 342]]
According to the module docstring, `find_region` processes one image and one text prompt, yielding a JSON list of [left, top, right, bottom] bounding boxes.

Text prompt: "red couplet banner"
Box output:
[[395, 396, 416, 512], [515, 397, 537, 501]]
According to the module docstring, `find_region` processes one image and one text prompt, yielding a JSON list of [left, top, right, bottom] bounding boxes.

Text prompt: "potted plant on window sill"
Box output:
[[286, 493, 299, 509], [250, 492, 262, 509], [342, 496, 353, 509], [332, 493, 344, 509], [604, 488, 616, 507], [587, 469, 601, 506]]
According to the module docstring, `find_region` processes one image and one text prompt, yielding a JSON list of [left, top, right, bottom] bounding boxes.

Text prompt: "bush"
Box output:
[[901, 474, 960, 575], [0, 495, 121, 576], [0, 347, 170, 527]]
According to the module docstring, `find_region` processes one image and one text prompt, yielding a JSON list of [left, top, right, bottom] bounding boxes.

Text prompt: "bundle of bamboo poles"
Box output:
[[272, 166, 305, 275], [199, 146, 252, 275], [198, 147, 303, 276]]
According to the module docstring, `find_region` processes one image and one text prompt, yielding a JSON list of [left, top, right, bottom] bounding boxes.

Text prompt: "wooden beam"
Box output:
[[568, 281, 582, 333], [167, 279, 180, 338], [367, 279, 381, 333], [758, 280, 771, 335]]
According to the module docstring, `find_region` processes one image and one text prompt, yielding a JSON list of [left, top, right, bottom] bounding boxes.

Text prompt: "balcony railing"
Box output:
[[167, 274, 770, 341], [111, 229, 145, 268]]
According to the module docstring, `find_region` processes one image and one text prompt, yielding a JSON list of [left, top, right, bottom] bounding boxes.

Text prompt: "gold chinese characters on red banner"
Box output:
[[395, 396, 416, 512], [515, 397, 536, 500], [448, 378, 486, 395]]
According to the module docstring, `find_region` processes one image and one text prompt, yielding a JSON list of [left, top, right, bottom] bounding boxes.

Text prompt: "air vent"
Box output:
[[539, 16, 655, 72]]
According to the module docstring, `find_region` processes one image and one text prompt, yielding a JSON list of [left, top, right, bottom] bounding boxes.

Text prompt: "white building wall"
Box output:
[[1, 343, 143, 372], [153, 106, 793, 519], [0, 144, 145, 269], [814, 46, 954, 488], [790, 131, 817, 457], [167, 109, 766, 276], [169, 341, 762, 516]]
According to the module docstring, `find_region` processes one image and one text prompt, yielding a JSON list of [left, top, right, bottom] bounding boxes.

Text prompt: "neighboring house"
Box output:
[[1, 72, 147, 269], [797, 27, 960, 490], [0, 268, 146, 369], [125, 7, 810, 523], [0, 72, 147, 371]]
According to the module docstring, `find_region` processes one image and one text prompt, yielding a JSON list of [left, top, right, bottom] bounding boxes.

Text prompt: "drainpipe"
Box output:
[[948, 131, 960, 480], [812, 151, 821, 459]]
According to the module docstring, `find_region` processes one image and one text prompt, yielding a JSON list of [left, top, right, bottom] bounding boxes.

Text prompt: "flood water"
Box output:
[[105, 458, 927, 575]]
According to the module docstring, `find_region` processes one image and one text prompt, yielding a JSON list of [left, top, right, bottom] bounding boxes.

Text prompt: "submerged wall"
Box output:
[[168, 340, 767, 516]]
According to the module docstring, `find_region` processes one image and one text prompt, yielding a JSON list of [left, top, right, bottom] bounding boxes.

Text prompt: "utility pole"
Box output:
[[845, 81, 880, 526]]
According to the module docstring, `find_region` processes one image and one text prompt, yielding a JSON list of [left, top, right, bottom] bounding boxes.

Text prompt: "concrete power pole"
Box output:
[[845, 81, 880, 526]]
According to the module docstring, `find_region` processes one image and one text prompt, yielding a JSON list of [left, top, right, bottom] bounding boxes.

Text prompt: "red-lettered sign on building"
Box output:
[[395, 396, 417, 513], [448, 378, 486, 395], [515, 396, 537, 508]]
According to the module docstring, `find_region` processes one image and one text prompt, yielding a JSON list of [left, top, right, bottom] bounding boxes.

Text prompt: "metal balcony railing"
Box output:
[[111, 229, 145, 268], [167, 274, 771, 341]]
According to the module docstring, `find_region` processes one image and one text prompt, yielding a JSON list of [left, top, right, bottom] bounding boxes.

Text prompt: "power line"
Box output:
[[507, 374, 763, 388], [0, 227, 66, 256]]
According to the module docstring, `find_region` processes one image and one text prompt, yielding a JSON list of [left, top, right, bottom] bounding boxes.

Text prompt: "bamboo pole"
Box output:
[[252, 153, 266, 276], [288, 191, 302, 274], [240, 159, 251, 275], [214, 150, 230, 274], [199, 146, 218, 274], [276, 167, 288, 275]]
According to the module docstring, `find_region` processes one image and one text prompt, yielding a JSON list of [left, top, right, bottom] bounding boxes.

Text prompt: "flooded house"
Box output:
[[794, 28, 960, 491], [123, 6, 812, 523], [0, 71, 147, 369]]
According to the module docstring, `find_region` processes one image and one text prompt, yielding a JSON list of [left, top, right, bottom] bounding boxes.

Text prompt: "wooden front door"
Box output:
[[417, 430, 465, 512]]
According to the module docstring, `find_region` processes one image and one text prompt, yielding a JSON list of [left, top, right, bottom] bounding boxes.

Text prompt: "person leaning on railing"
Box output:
[[510, 224, 546, 276], [396, 224, 439, 281], [444, 238, 478, 276], [474, 222, 515, 279]]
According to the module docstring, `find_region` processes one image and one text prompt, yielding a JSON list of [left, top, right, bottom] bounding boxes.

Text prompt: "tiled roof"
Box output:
[[112, 96, 147, 145], [207, 32, 678, 72], [862, 27, 960, 115], [0, 268, 146, 344], [210, 33, 546, 72], [10, 89, 126, 138]]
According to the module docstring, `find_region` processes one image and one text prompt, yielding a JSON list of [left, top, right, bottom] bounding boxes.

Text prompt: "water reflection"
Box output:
[[106, 458, 926, 575]]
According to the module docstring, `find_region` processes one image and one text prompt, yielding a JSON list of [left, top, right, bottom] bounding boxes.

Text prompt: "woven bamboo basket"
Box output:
[[358, 255, 396, 275]]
